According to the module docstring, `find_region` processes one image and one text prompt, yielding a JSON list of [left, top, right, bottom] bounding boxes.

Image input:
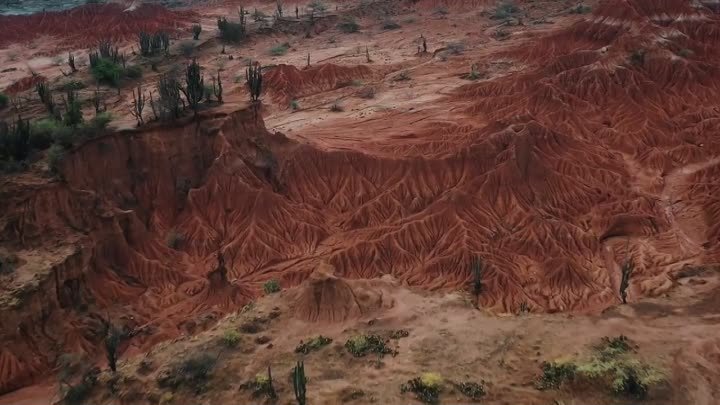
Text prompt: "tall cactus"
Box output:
[[246, 63, 263, 102], [292, 361, 306, 405], [213, 71, 223, 103], [182, 59, 204, 116]]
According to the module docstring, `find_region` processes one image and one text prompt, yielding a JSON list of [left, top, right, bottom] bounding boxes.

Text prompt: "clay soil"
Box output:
[[1, 0, 720, 404]]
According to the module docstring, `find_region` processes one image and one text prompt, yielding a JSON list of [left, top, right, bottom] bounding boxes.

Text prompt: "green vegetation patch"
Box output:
[[295, 335, 333, 354]]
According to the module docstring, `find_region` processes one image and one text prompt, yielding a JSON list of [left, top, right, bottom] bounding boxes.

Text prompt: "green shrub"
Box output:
[[290, 100, 300, 110], [537, 360, 576, 390], [0, 92, 8, 109], [383, 19, 401, 30], [446, 42, 465, 55], [338, 17, 360, 33], [401, 373, 443, 404], [47, 144, 65, 174], [222, 329, 241, 347], [345, 334, 396, 357], [295, 336, 332, 354], [492, 1, 519, 20], [537, 336, 665, 399], [569, 3, 591, 14], [455, 381, 486, 400], [263, 279, 281, 294], [217, 18, 246, 42], [91, 58, 123, 86], [60, 80, 86, 91], [192, 24, 202, 40], [269, 43, 290, 56], [30, 119, 61, 149], [123, 65, 143, 80], [389, 329, 410, 339], [330, 102, 343, 112], [158, 353, 217, 392]]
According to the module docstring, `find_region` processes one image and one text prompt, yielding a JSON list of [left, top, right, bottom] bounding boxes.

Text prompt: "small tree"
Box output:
[[292, 361, 307, 405], [620, 259, 634, 304], [192, 24, 202, 40], [156, 73, 183, 120], [181, 59, 204, 116]]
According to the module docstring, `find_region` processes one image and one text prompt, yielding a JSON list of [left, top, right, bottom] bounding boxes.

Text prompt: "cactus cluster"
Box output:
[[292, 361, 307, 405], [246, 64, 263, 102], [138, 31, 170, 57]]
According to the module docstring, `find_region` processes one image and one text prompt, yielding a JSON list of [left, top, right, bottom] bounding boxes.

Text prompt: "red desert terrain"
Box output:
[[0, 0, 719, 403]]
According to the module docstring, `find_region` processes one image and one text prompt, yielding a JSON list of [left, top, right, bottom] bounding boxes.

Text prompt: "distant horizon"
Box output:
[[0, 0, 101, 16]]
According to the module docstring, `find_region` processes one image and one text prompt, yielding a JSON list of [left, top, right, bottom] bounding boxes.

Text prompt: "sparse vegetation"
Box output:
[[157, 352, 217, 393], [620, 259, 634, 304], [217, 11, 247, 43], [247, 64, 263, 102], [345, 334, 396, 357], [357, 86, 376, 99], [383, 19, 401, 30], [248, 366, 277, 399], [338, 16, 360, 33], [222, 329, 241, 347], [446, 41, 465, 55], [270, 42, 291, 56], [181, 59, 204, 116], [138, 31, 170, 57], [290, 99, 300, 110], [492, 1, 519, 20], [401, 372, 444, 404], [330, 101, 344, 112], [389, 329, 410, 339], [0, 92, 7, 109], [154, 72, 184, 120], [307, 0, 327, 14], [393, 70, 411, 81], [263, 279, 281, 294], [536, 336, 665, 399], [62, 369, 99, 405], [166, 230, 184, 249], [179, 41, 195, 58], [104, 324, 122, 372], [295, 336, 332, 354], [568, 3, 592, 14], [455, 381, 487, 400]]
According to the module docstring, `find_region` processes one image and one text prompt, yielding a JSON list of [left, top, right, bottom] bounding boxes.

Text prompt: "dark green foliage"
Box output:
[[537, 361, 577, 390], [269, 42, 290, 56], [123, 65, 143, 80], [68, 52, 77, 72], [192, 24, 202, 40], [36, 81, 57, 114], [569, 3, 592, 13], [60, 80, 86, 92], [97, 39, 121, 62], [104, 325, 122, 372], [492, 1, 519, 20], [383, 19, 401, 30], [47, 144, 65, 175], [345, 334, 396, 357], [455, 381, 486, 400], [292, 361, 307, 405], [181, 59, 204, 116], [217, 9, 246, 43], [337, 16, 360, 33], [389, 329, 410, 339], [630, 49, 646, 66], [0, 92, 7, 109], [246, 64, 263, 102], [0, 117, 31, 162], [295, 336, 332, 354], [157, 353, 217, 393], [63, 90, 83, 127], [154, 73, 184, 120], [63, 368, 99, 405], [91, 58, 123, 86], [598, 335, 632, 357], [263, 279, 280, 294]]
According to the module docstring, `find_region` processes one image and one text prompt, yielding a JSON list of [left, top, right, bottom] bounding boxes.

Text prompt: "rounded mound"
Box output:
[[290, 263, 396, 323]]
